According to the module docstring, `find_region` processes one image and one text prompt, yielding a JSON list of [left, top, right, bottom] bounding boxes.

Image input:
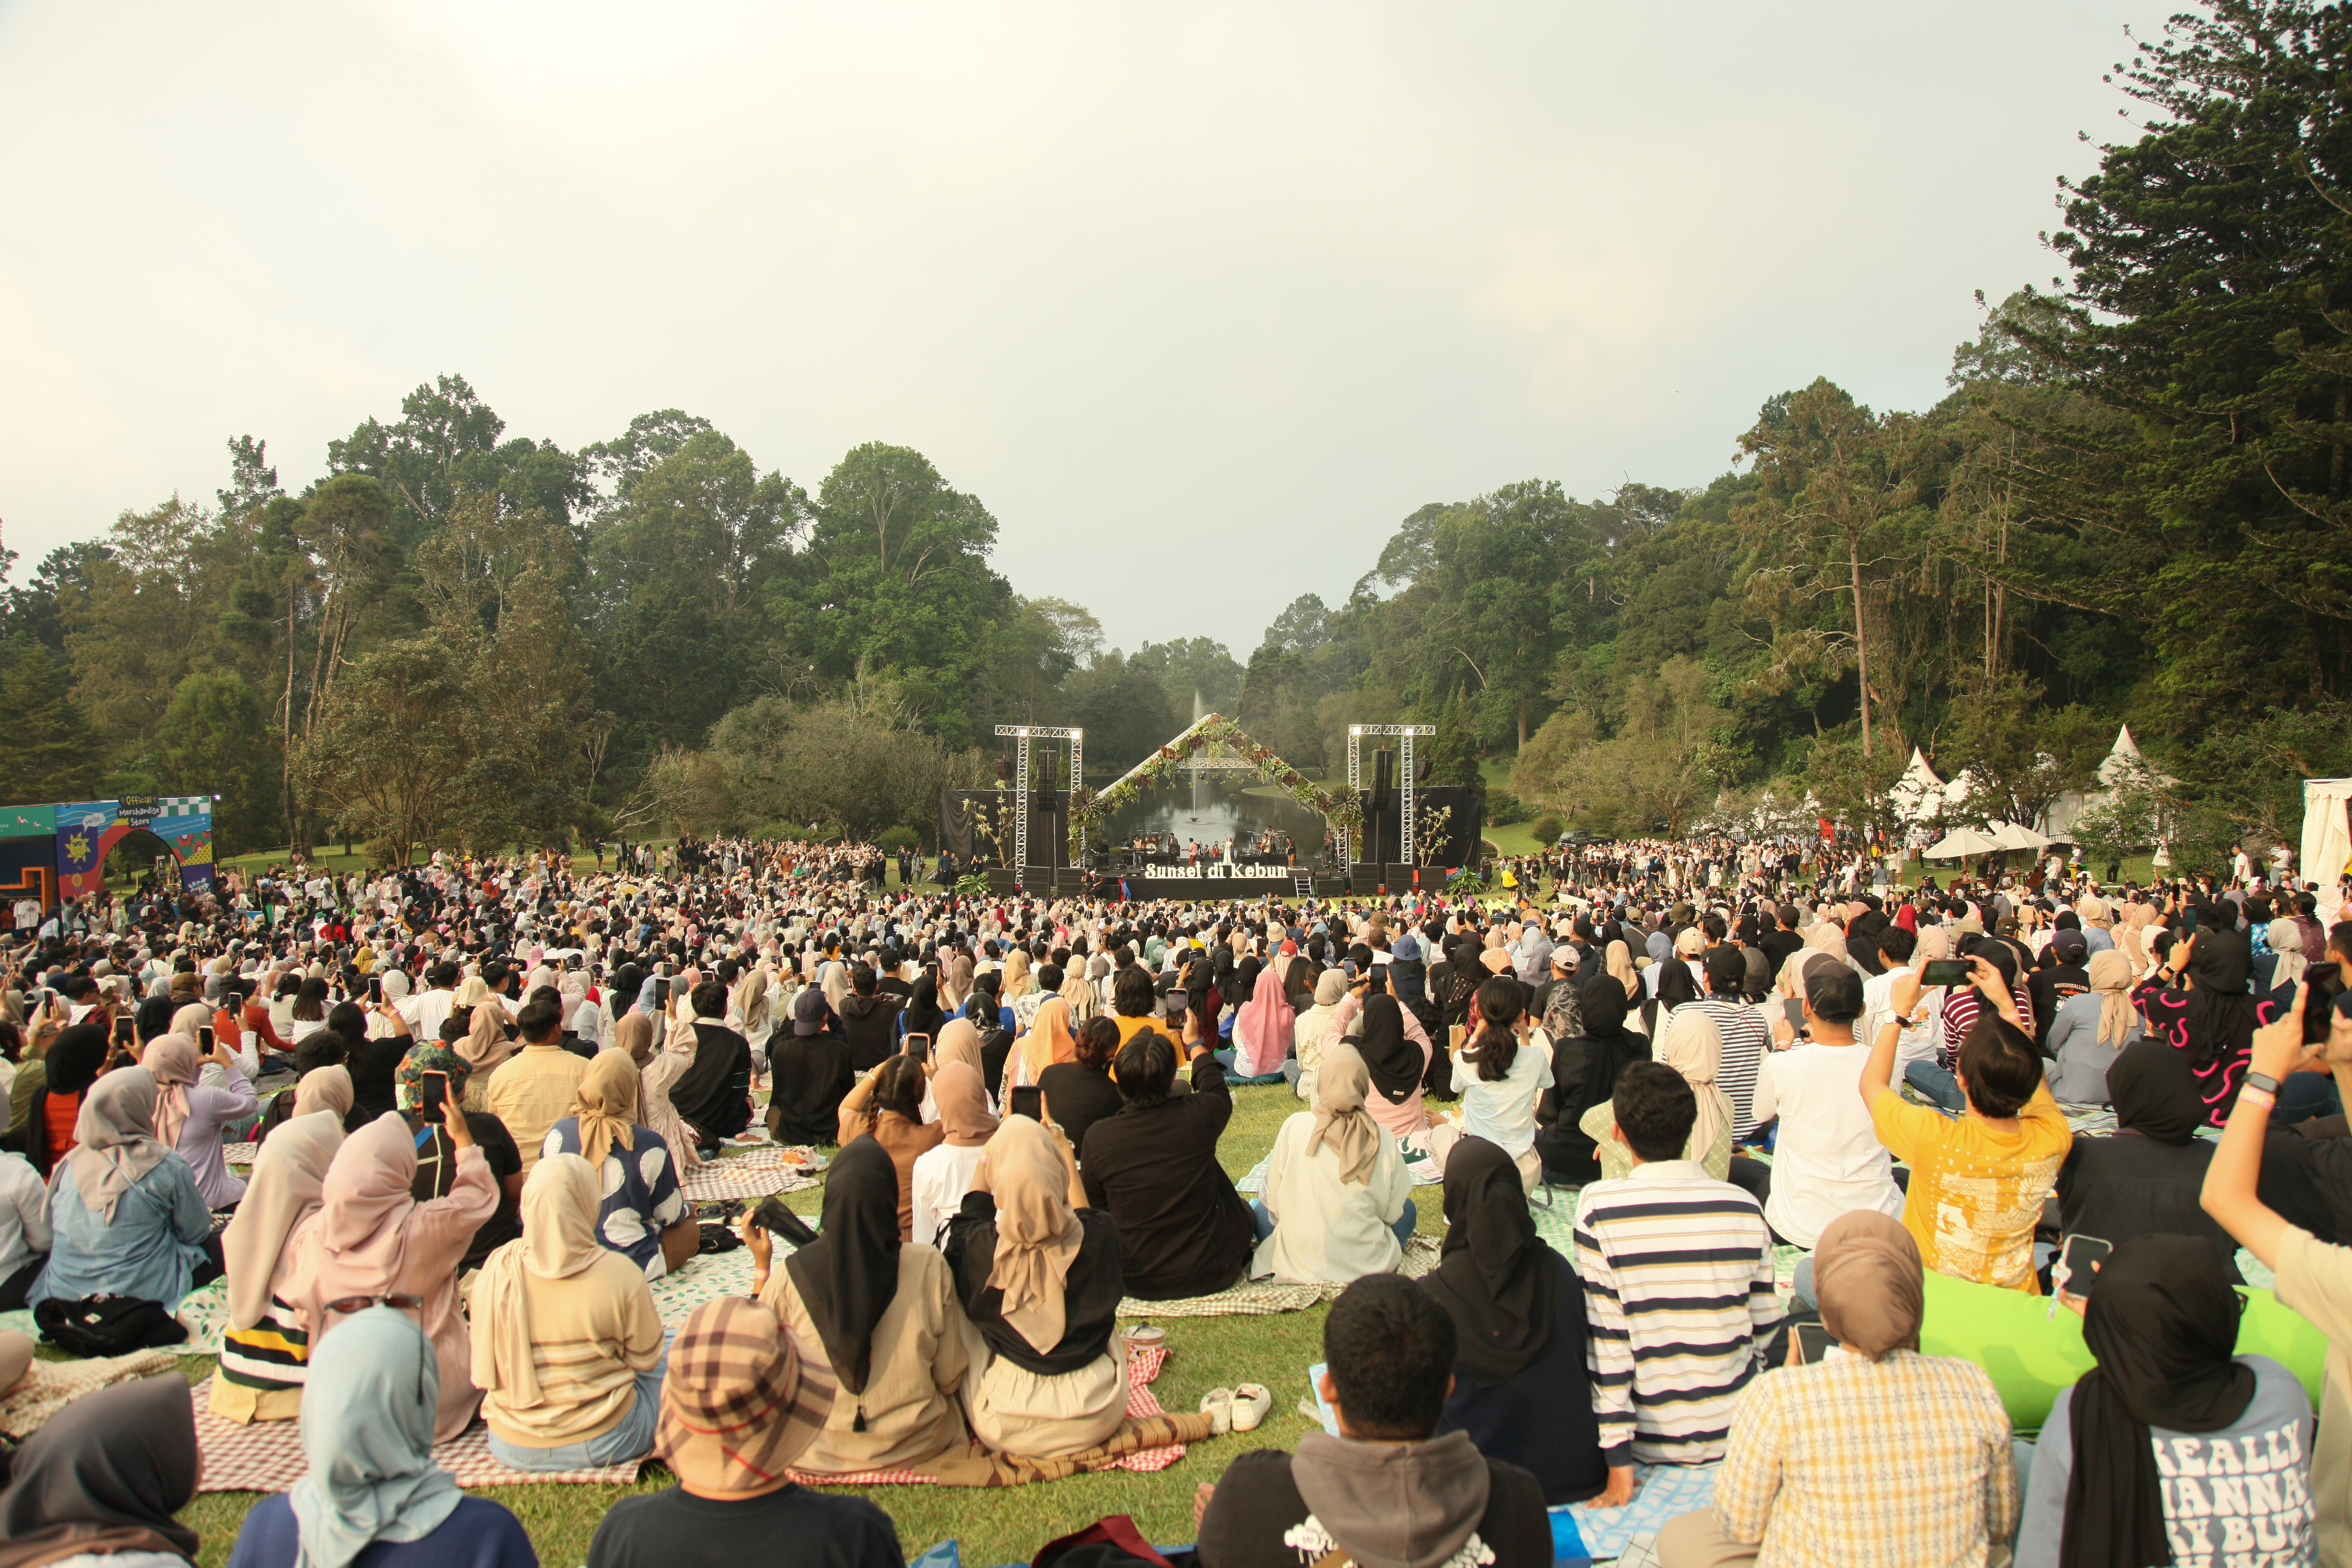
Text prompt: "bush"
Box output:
[[1485, 789, 1530, 826], [750, 821, 818, 843], [1528, 811, 1564, 845], [877, 825, 922, 854]]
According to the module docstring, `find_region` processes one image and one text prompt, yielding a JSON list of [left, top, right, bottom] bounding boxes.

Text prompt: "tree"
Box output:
[[1511, 657, 1729, 836], [157, 669, 281, 854], [0, 637, 100, 803], [1803, 732, 1913, 846], [1943, 671, 2104, 830], [1130, 636, 1244, 718], [1061, 652, 1179, 776], [327, 373, 589, 544], [295, 637, 477, 866]]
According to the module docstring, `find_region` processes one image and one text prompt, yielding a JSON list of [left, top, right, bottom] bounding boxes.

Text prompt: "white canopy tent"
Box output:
[[1988, 821, 2051, 851], [1924, 826, 2003, 859], [2303, 779, 2352, 889]]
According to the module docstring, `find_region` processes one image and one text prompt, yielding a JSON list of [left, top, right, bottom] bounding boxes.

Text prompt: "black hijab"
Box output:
[[43, 1024, 109, 1098], [2180, 928, 2262, 1073], [2106, 1040, 2202, 1146], [2061, 1235, 2258, 1568], [902, 972, 946, 1042], [784, 1135, 902, 1401], [1357, 993, 1423, 1105], [1419, 1136, 1560, 1387], [0, 1374, 199, 1568]]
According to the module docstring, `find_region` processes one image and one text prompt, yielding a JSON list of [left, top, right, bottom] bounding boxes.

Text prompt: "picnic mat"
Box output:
[[1115, 1235, 1441, 1318], [787, 1343, 1199, 1487], [679, 1145, 825, 1204], [222, 1141, 260, 1167], [187, 1377, 644, 1491], [0, 1348, 183, 1439], [1561, 1463, 1720, 1562]]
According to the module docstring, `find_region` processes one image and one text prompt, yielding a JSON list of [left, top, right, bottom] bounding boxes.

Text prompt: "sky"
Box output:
[[0, 0, 2176, 658]]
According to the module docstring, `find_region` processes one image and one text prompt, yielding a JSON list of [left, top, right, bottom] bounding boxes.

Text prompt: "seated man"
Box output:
[[1860, 958, 2072, 1293], [1573, 1062, 1778, 1505], [1194, 1273, 1551, 1568]]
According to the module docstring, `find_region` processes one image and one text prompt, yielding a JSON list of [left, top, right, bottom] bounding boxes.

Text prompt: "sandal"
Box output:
[[1230, 1383, 1272, 1432], [1198, 1387, 1234, 1434]]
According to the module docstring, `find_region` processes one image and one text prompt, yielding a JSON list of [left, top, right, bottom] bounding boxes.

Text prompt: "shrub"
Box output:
[[1528, 811, 1564, 845], [877, 825, 921, 854], [1485, 789, 1530, 826]]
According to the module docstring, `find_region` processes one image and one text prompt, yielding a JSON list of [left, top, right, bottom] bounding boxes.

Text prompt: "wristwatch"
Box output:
[[2245, 1070, 2284, 1096]]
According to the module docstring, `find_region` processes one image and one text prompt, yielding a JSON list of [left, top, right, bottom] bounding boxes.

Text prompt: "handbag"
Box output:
[[34, 1294, 189, 1357]]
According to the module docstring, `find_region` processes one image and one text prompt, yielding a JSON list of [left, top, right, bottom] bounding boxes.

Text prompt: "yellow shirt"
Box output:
[[1869, 1081, 2071, 1293]]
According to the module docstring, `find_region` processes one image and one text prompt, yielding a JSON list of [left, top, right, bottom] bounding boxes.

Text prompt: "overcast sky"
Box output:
[[0, 0, 2173, 657]]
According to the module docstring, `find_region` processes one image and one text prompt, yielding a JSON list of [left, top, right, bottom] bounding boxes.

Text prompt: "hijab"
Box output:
[[1605, 939, 1639, 1000], [1357, 993, 1424, 1106], [1020, 995, 1079, 1084], [0, 1374, 200, 1568], [455, 998, 513, 1075], [141, 1034, 200, 1149], [2085, 948, 2137, 1049], [66, 1068, 172, 1223], [294, 1064, 356, 1123], [2268, 917, 2310, 991], [289, 1308, 465, 1568], [784, 1135, 901, 1398], [1312, 970, 1347, 1010], [614, 1010, 655, 1065], [934, 1017, 986, 1083], [570, 1048, 641, 1169], [1653, 1006, 1728, 1161], [935, 1061, 999, 1148], [1235, 967, 1296, 1078], [1420, 1136, 1559, 1387], [43, 1023, 109, 1099], [471, 1154, 605, 1411], [983, 1114, 1084, 1355], [1305, 1042, 1380, 1185], [2060, 1235, 2259, 1568], [224, 1109, 343, 1330], [1811, 1211, 1923, 1360], [2118, 903, 2161, 972], [2106, 1039, 2204, 1145], [305, 1112, 421, 1294], [903, 975, 947, 1041], [2179, 927, 2262, 1072]]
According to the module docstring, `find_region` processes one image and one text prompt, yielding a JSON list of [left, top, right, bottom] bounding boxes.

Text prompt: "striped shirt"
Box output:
[[1695, 995, 1771, 1138], [1574, 1159, 1779, 1466]]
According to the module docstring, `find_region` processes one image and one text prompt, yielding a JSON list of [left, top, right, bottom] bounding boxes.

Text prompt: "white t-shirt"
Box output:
[[1450, 1031, 1555, 1159], [1750, 1039, 1904, 1249], [908, 1141, 985, 1250], [1860, 965, 1943, 1071]]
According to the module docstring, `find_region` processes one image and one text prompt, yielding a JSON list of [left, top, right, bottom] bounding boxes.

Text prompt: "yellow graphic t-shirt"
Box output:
[[1870, 1082, 2072, 1293]]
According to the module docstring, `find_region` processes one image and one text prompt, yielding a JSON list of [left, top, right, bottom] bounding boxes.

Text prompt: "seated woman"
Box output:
[[1448, 978, 1555, 1188], [620, 1012, 702, 1181], [1324, 977, 1436, 1148], [11, 1020, 108, 1179], [2016, 1234, 2315, 1568], [384, 1043, 525, 1270], [27, 1068, 216, 1314], [281, 1104, 499, 1444], [1230, 965, 1295, 1083], [0, 1373, 203, 1568], [1251, 1043, 1415, 1285], [1002, 990, 1078, 1103], [212, 1108, 344, 1423], [1533, 975, 1648, 1185], [1038, 1016, 1124, 1168], [836, 1053, 943, 1241], [1578, 1005, 1732, 1183], [747, 1136, 968, 1475], [2044, 948, 2142, 1104], [2055, 1038, 2245, 1279], [1079, 1022, 1255, 1301], [2131, 926, 2276, 1124], [908, 1061, 996, 1247], [542, 1050, 697, 1278], [1291, 970, 1345, 1103], [1421, 1136, 1604, 1506], [941, 1114, 1126, 1457], [143, 1030, 259, 1210], [473, 1153, 668, 1471], [223, 1307, 538, 1568], [1657, 1212, 2018, 1567], [256, 1056, 354, 1144]]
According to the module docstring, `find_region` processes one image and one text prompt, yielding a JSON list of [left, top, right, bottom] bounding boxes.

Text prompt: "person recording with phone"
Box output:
[[2131, 916, 2280, 1127]]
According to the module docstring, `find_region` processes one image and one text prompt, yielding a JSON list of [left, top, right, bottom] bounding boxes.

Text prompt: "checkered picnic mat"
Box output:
[[188, 1377, 644, 1491], [679, 1145, 824, 1204], [1113, 1235, 1442, 1319], [786, 1344, 1189, 1485], [222, 1142, 260, 1167], [1565, 1462, 1720, 1562]]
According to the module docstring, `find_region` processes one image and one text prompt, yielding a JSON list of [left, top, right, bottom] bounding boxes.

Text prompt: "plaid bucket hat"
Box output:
[[655, 1297, 837, 1491]]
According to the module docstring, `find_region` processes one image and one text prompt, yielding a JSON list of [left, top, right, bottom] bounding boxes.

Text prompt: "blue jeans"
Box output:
[[2272, 1071, 2343, 1126], [1251, 1196, 1416, 1248], [487, 1332, 670, 1471], [1903, 1059, 1967, 1114]]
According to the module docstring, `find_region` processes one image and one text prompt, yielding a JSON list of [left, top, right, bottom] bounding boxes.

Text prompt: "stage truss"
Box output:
[[993, 725, 1083, 882], [1344, 725, 1436, 867]]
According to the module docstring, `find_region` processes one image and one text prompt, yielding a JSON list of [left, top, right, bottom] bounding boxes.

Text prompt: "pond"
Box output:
[[1089, 777, 1329, 856]]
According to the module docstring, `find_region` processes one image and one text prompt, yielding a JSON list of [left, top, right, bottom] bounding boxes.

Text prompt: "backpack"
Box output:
[[35, 1294, 189, 1357]]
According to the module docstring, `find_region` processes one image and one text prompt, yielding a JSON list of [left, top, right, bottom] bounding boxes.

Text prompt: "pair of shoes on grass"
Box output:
[[1198, 1384, 1271, 1434]]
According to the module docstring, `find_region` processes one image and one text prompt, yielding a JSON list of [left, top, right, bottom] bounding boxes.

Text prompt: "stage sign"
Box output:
[[1123, 866, 1300, 897], [53, 796, 216, 898]]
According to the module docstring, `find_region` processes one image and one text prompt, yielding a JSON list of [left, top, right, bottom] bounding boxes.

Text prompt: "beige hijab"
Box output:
[[2086, 948, 2138, 1048], [2269, 918, 2310, 992], [67, 1068, 172, 1223], [1305, 1042, 1380, 1185], [571, 1049, 642, 1169], [1605, 940, 1639, 1000], [1654, 1006, 1729, 1161], [222, 1109, 343, 1330], [470, 1153, 606, 1411], [983, 1116, 1083, 1356], [455, 998, 514, 1075], [292, 1064, 355, 1122]]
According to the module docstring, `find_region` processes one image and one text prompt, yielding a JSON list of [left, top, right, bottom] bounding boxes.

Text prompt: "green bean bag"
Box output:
[[1917, 1268, 2333, 1433]]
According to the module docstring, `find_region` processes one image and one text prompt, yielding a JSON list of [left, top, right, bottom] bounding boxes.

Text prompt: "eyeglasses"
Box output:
[[325, 1293, 424, 1317]]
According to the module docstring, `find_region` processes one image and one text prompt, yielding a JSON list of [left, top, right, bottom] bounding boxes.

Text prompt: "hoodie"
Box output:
[[1196, 1431, 1549, 1568]]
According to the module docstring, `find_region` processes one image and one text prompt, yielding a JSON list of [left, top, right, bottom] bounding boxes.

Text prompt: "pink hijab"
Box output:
[[142, 1034, 201, 1149], [1233, 967, 1295, 1078], [297, 1112, 419, 1296]]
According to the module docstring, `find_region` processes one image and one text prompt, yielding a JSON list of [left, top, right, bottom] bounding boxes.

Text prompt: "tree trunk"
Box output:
[[281, 582, 299, 849], [1849, 538, 1872, 757], [1516, 698, 1527, 750]]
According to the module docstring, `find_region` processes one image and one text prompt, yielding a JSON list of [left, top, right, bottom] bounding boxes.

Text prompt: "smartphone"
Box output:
[[368, 975, 382, 1003], [2183, 908, 2198, 935], [112, 1015, 133, 1047], [1793, 1323, 1835, 1364], [2055, 1233, 2113, 1300], [1010, 1085, 1044, 1121], [903, 1031, 931, 1060], [198, 1025, 215, 1052], [1780, 997, 1807, 1032], [1919, 958, 1973, 987], [419, 1069, 449, 1116], [651, 978, 670, 1011]]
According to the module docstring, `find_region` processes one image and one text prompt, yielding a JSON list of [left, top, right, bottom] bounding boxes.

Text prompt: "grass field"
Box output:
[[168, 1081, 1437, 1568]]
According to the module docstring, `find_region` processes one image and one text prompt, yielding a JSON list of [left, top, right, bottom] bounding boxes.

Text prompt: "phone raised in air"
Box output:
[[651, 978, 670, 1011], [198, 1025, 215, 1052], [419, 1070, 450, 1116], [112, 1015, 134, 1047], [903, 1032, 932, 1060], [368, 975, 383, 1003], [1918, 959, 1973, 988], [1782, 997, 1806, 1031], [1010, 1085, 1044, 1121], [2055, 1233, 2113, 1301]]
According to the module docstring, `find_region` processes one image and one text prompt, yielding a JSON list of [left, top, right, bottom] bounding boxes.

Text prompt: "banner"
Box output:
[[53, 796, 215, 898]]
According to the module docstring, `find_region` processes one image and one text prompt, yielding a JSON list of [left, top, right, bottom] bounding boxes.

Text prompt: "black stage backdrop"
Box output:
[[1354, 786, 1483, 868], [939, 791, 1067, 867]]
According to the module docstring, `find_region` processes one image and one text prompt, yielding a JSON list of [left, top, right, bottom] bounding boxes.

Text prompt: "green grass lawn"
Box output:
[[170, 1081, 1435, 1568]]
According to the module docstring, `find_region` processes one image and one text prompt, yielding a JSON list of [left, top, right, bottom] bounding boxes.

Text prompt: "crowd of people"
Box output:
[[0, 838, 2349, 1566]]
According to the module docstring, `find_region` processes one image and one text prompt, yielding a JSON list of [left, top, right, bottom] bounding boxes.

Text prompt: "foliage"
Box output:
[[1064, 714, 1361, 859], [1942, 670, 2104, 830], [2172, 697, 2352, 848], [2070, 761, 2171, 869], [1511, 656, 1730, 838], [1801, 732, 1914, 846], [0, 636, 100, 804], [157, 670, 280, 854], [1484, 788, 1529, 826], [294, 637, 477, 867], [1527, 810, 1564, 845]]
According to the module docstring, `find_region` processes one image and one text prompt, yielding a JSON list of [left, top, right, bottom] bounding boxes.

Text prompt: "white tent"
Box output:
[[1924, 826, 2003, 859], [1987, 821, 2051, 851], [1889, 747, 1948, 826], [2303, 779, 2352, 888]]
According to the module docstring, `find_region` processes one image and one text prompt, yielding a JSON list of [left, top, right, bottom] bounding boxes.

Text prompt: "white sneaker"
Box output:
[[1198, 1387, 1234, 1434], [1230, 1383, 1272, 1432]]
